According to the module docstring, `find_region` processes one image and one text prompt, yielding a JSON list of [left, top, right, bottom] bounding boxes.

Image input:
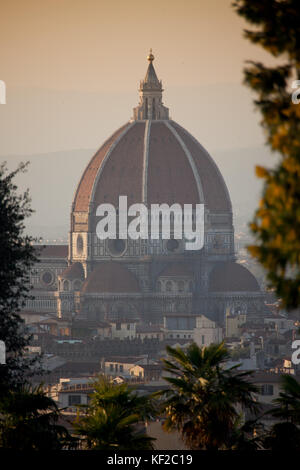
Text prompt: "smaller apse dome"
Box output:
[[59, 262, 85, 281], [209, 262, 260, 292], [81, 263, 140, 294]]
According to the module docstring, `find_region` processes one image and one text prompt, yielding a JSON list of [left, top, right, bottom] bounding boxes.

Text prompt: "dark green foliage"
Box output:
[[262, 374, 300, 450], [269, 374, 300, 423], [0, 385, 77, 450], [74, 375, 156, 450], [157, 342, 259, 450], [0, 162, 42, 391], [232, 0, 300, 309]]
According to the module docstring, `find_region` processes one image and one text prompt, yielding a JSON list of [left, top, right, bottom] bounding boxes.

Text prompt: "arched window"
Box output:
[[77, 235, 83, 254], [63, 280, 69, 292], [152, 98, 156, 119], [178, 280, 184, 292], [157, 281, 162, 292], [166, 281, 172, 292], [73, 280, 81, 291]]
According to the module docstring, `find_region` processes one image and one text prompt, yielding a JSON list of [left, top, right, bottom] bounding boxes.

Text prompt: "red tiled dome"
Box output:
[[60, 262, 84, 281], [72, 120, 232, 224], [81, 262, 140, 294], [71, 53, 232, 237], [209, 262, 260, 292]]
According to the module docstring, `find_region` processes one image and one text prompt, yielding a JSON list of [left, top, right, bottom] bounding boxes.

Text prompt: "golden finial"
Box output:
[[147, 48, 154, 62]]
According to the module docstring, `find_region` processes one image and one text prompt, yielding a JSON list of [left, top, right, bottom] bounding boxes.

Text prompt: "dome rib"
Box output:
[[165, 121, 204, 203], [72, 119, 233, 230], [92, 121, 146, 208], [89, 121, 136, 208], [72, 122, 131, 213], [142, 120, 151, 204], [146, 121, 200, 205], [169, 121, 232, 213]]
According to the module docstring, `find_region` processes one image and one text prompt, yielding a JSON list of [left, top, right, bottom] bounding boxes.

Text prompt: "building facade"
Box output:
[[26, 52, 267, 332]]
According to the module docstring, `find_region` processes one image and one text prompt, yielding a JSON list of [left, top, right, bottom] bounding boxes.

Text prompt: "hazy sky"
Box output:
[[0, 0, 277, 156], [0, 0, 283, 234]]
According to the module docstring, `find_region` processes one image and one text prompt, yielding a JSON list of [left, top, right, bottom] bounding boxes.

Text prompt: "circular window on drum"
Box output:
[[107, 239, 127, 256], [41, 270, 53, 286], [166, 239, 180, 252], [77, 235, 84, 255]]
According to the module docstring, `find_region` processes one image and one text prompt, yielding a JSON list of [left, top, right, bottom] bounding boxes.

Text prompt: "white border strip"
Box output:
[[89, 121, 136, 212], [142, 120, 151, 204], [165, 121, 205, 203]]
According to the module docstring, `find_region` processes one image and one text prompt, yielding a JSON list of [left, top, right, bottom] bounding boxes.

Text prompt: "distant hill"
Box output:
[[5, 149, 93, 237], [213, 145, 280, 224]]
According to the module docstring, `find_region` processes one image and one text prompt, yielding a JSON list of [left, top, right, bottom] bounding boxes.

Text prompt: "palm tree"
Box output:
[[73, 375, 155, 450], [158, 342, 259, 450], [0, 385, 77, 450], [263, 421, 300, 451], [271, 374, 300, 424], [263, 374, 300, 451]]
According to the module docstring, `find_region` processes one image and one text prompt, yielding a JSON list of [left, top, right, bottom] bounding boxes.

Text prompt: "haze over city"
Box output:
[[2, 0, 300, 455], [0, 0, 281, 237]]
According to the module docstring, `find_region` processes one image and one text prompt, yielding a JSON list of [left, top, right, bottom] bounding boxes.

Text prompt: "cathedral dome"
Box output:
[[209, 262, 260, 292], [31, 53, 264, 328], [71, 52, 232, 235], [72, 120, 231, 213]]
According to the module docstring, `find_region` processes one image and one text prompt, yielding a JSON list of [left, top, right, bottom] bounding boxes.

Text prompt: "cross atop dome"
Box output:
[[143, 49, 160, 88], [147, 48, 154, 62], [132, 50, 169, 121]]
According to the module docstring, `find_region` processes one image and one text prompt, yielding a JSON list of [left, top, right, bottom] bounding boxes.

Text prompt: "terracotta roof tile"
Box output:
[[73, 123, 131, 212], [33, 245, 68, 258], [93, 121, 145, 207], [72, 119, 232, 232], [147, 122, 199, 205], [170, 121, 232, 212], [209, 262, 260, 292], [81, 262, 140, 294], [60, 262, 84, 281]]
